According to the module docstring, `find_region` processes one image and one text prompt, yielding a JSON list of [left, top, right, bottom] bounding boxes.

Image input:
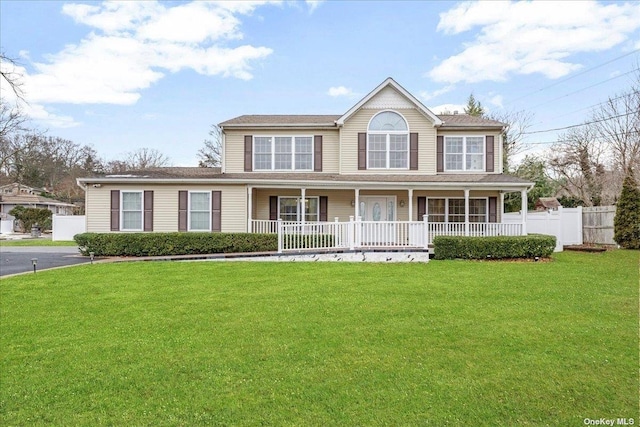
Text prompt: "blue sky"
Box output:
[[1, 0, 639, 166]]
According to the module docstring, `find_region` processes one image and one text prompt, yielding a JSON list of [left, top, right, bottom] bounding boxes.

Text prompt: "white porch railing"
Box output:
[[252, 218, 524, 253]]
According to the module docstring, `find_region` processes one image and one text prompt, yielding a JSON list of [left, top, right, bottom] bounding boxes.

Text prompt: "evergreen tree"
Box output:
[[464, 93, 485, 117], [613, 173, 640, 249]]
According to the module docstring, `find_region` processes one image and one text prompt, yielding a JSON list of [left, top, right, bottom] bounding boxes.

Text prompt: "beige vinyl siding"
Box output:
[[437, 130, 503, 174], [86, 184, 247, 233], [223, 128, 340, 174], [340, 108, 437, 174]]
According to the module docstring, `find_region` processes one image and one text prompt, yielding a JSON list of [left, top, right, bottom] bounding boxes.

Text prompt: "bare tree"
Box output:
[[547, 126, 612, 206], [197, 125, 222, 167], [487, 109, 534, 173], [119, 148, 171, 170], [591, 77, 640, 177], [0, 52, 25, 101]]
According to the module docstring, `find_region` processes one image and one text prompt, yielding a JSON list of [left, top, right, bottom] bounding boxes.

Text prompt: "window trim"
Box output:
[[252, 135, 315, 172], [443, 135, 486, 172], [188, 191, 211, 232], [426, 197, 489, 223], [120, 190, 143, 232], [366, 110, 410, 170], [277, 196, 320, 222]]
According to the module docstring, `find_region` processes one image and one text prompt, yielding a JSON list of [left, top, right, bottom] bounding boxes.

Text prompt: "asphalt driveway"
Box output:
[[0, 246, 90, 277]]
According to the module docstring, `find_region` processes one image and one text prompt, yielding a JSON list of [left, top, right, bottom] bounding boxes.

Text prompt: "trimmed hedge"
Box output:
[[433, 234, 556, 260], [74, 232, 277, 257]]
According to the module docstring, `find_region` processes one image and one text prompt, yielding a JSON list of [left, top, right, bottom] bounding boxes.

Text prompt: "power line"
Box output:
[[523, 130, 640, 146], [553, 91, 639, 120], [502, 48, 640, 107], [526, 68, 638, 110], [522, 110, 640, 135]]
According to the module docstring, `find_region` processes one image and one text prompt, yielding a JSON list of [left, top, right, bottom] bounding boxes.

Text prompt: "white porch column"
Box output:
[[408, 188, 413, 221], [354, 188, 360, 218], [521, 188, 528, 235], [499, 191, 505, 223], [247, 186, 253, 233], [300, 187, 306, 228], [464, 188, 470, 236]]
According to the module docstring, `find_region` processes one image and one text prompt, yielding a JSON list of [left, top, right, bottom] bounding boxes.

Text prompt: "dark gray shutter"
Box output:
[[314, 135, 323, 172], [143, 190, 153, 232], [486, 135, 494, 172], [410, 133, 418, 170], [244, 135, 253, 172], [358, 133, 367, 170], [489, 197, 497, 223], [212, 191, 221, 232], [319, 196, 328, 222], [437, 136, 444, 172], [417, 197, 426, 220], [110, 190, 120, 231], [269, 196, 278, 220], [178, 191, 188, 231]]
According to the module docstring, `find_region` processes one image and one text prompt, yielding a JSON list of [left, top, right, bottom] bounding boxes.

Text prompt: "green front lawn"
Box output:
[[0, 239, 77, 247], [1, 251, 637, 425]]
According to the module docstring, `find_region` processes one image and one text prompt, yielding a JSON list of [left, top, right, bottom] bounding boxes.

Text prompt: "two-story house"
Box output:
[[77, 78, 533, 249]]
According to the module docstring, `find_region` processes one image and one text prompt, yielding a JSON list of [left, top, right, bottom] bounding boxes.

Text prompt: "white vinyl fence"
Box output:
[[0, 219, 13, 234], [503, 206, 583, 252], [52, 215, 86, 241]]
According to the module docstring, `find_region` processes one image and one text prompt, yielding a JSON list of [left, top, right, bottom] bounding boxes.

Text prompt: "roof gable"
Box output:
[[337, 78, 443, 126]]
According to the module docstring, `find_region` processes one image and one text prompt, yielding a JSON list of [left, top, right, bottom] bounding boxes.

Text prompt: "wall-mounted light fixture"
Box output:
[[399, 200, 406, 207], [350, 200, 356, 207]]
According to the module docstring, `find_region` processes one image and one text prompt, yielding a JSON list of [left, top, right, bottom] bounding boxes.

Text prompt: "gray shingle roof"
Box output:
[[87, 167, 531, 186], [219, 113, 505, 128], [219, 115, 341, 127]]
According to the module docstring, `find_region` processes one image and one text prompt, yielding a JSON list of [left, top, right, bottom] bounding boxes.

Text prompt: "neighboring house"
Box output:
[[77, 78, 533, 248], [0, 183, 76, 221], [534, 197, 562, 211]]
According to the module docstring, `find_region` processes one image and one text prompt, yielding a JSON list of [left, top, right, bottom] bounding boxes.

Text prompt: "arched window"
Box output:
[[367, 111, 409, 169]]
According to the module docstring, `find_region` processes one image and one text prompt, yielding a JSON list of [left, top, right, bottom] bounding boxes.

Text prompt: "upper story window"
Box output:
[[444, 136, 484, 171], [254, 136, 313, 171], [367, 111, 409, 169]]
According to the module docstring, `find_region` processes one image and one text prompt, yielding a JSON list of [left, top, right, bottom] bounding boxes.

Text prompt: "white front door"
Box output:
[[359, 196, 396, 244]]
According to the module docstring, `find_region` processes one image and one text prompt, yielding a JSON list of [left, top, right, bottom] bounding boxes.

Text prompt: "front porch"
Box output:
[[253, 218, 524, 253]]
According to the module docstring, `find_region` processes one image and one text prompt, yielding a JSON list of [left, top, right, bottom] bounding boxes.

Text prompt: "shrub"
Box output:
[[74, 232, 277, 257], [433, 234, 556, 260], [9, 206, 53, 232], [613, 174, 640, 249]]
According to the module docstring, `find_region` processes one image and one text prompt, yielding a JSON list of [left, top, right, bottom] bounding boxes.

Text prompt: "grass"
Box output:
[[0, 239, 77, 247], [1, 251, 637, 425]]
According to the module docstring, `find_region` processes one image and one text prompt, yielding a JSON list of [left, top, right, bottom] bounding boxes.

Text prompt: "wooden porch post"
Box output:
[[521, 188, 528, 235], [408, 188, 413, 221], [247, 186, 253, 233], [464, 188, 470, 236]]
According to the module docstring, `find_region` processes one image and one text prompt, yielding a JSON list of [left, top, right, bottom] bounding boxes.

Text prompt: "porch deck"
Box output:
[[252, 219, 524, 253]]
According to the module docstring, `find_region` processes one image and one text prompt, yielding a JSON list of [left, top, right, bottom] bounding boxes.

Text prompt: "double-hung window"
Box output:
[[444, 136, 485, 171], [121, 191, 143, 231], [189, 192, 211, 231], [427, 198, 488, 223], [367, 111, 409, 169], [254, 136, 313, 171], [279, 197, 319, 222]]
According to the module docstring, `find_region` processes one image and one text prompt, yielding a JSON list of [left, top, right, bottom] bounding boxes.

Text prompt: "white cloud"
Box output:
[[305, 0, 324, 13], [327, 86, 354, 97], [430, 1, 640, 84], [15, 1, 280, 127], [488, 95, 503, 109], [419, 85, 455, 101]]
